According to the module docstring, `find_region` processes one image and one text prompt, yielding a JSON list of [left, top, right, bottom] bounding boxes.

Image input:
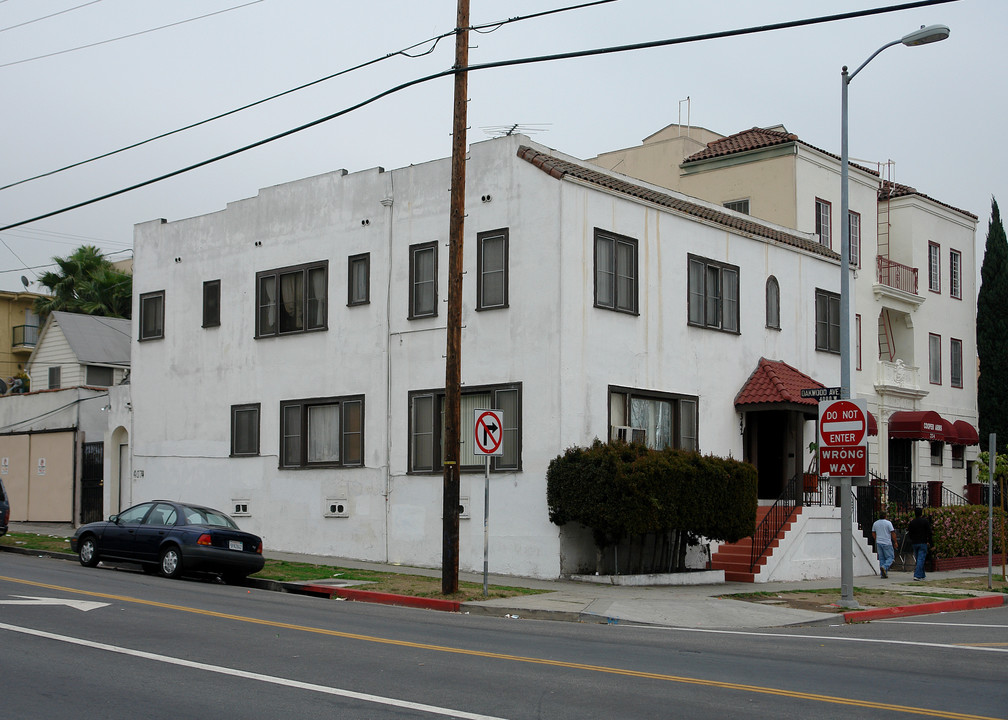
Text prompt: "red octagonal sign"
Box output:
[[819, 399, 866, 447]]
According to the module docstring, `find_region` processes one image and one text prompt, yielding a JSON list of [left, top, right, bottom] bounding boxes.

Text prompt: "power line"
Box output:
[[0, 0, 615, 192], [0, 0, 103, 33], [0, 0, 958, 233], [0, 0, 264, 69]]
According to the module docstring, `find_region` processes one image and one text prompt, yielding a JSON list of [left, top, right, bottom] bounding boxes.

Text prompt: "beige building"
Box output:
[[0, 290, 44, 384]]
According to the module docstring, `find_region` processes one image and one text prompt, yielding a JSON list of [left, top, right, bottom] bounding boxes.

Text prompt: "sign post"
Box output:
[[474, 409, 503, 597]]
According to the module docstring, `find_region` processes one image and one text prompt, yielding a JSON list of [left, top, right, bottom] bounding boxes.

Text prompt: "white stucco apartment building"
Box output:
[[129, 134, 842, 578]]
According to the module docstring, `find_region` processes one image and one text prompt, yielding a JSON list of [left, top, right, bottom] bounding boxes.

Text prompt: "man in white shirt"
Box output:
[[871, 510, 898, 578]]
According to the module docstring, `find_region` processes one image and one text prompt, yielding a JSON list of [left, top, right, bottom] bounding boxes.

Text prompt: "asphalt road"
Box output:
[[1, 552, 1005, 719]]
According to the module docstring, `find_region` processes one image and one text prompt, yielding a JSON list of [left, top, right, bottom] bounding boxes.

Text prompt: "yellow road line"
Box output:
[[0, 575, 997, 720]]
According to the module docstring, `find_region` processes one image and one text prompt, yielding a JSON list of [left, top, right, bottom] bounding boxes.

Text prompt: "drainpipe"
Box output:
[[382, 178, 394, 564]]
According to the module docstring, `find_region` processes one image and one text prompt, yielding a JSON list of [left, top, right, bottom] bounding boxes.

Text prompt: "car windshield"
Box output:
[[181, 505, 238, 529]]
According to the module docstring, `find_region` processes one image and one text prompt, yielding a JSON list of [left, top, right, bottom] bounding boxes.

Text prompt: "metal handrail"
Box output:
[[11, 324, 38, 347], [876, 256, 918, 295], [749, 471, 801, 572]]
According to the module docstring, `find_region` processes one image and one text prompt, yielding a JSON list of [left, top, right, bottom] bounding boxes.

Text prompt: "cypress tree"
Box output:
[[977, 197, 1008, 451]]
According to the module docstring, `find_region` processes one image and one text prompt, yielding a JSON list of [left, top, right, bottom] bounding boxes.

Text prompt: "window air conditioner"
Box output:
[[612, 425, 647, 445]]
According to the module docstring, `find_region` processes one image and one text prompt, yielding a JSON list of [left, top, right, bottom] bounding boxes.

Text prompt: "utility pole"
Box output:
[[442, 0, 469, 595]]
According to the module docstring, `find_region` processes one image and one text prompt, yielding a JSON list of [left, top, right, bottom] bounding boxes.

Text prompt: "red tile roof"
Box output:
[[879, 180, 977, 220], [517, 146, 838, 260], [683, 126, 879, 177], [734, 358, 824, 408]]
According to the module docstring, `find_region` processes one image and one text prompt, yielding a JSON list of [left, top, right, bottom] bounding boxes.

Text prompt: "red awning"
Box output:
[[867, 411, 878, 437], [888, 410, 948, 441], [952, 420, 980, 446], [943, 421, 959, 445]]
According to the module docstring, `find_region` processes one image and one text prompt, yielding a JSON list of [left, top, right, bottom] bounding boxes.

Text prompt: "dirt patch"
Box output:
[[726, 585, 989, 614]]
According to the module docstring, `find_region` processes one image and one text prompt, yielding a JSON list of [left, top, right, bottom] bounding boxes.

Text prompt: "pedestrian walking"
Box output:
[[906, 507, 933, 580], [872, 510, 897, 578]]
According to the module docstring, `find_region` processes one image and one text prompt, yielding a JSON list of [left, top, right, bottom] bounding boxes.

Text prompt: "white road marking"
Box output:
[[0, 595, 109, 612], [0, 622, 508, 720], [875, 621, 1008, 628]]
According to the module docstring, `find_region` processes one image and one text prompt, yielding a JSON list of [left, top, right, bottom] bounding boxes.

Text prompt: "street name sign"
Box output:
[[800, 386, 841, 400], [818, 398, 868, 478]]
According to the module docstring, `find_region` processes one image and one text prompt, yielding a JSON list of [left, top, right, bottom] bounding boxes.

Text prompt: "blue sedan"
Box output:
[[70, 500, 265, 583]]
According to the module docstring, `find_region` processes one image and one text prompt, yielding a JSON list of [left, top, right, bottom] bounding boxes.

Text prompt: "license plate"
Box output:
[[228, 540, 243, 551]]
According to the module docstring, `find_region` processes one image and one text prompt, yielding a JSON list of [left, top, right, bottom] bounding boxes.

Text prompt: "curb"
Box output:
[[844, 594, 1006, 623], [289, 582, 461, 612]]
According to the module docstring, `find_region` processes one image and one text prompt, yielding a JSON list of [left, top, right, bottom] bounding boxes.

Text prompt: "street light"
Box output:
[[837, 24, 949, 607]]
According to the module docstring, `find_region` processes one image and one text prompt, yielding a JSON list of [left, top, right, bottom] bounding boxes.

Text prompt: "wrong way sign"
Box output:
[[473, 409, 504, 457], [818, 398, 868, 478]]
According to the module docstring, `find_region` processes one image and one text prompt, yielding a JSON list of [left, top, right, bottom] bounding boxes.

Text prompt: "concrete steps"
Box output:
[[710, 505, 800, 583]]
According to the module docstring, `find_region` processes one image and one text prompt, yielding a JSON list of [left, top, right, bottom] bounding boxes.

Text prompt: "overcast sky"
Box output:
[[0, 0, 1002, 295]]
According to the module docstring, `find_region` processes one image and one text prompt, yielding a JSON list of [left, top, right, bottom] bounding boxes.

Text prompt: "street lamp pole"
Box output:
[[837, 23, 949, 607]]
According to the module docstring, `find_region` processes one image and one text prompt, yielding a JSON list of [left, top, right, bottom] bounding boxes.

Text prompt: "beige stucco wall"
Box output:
[[0, 431, 75, 522], [680, 154, 800, 230]]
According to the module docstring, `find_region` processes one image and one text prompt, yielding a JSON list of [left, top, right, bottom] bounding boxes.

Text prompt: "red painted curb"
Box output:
[[844, 594, 1005, 623], [297, 584, 461, 612]]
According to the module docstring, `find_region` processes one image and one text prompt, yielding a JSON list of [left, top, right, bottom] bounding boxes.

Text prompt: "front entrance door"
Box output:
[[756, 412, 787, 498], [888, 438, 913, 503]]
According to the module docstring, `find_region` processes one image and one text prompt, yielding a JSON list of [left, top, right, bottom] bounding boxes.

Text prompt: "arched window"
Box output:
[[765, 276, 780, 329]]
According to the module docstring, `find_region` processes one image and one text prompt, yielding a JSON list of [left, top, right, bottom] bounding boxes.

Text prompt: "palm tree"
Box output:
[[33, 245, 132, 319]]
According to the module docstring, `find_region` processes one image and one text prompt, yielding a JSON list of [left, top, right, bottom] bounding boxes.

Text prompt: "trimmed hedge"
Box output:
[[546, 440, 757, 554]]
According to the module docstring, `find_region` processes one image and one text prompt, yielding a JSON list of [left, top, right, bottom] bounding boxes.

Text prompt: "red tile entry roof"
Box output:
[[734, 358, 824, 408], [888, 411, 948, 441]]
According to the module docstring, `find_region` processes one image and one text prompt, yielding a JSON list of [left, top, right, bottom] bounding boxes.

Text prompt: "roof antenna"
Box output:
[[678, 97, 691, 139]]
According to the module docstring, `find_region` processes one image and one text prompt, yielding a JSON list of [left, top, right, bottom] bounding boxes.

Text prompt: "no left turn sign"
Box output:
[[474, 409, 504, 456]]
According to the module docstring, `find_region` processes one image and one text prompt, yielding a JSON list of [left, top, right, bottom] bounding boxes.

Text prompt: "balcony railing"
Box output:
[[12, 324, 39, 348], [876, 359, 921, 393], [876, 256, 918, 295]]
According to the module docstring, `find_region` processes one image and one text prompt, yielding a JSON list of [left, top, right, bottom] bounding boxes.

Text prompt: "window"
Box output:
[[815, 198, 831, 248], [815, 289, 840, 353], [848, 210, 861, 267], [929, 333, 941, 385], [950, 338, 963, 388], [950, 249, 961, 299], [609, 387, 698, 451], [231, 403, 260, 457], [48, 366, 61, 390], [203, 280, 220, 328], [477, 229, 508, 310], [688, 255, 739, 332], [765, 276, 780, 330], [85, 365, 113, 387], [409, 242, 437, 319], [408, 383, 520, 472], [723, 198, 750, 214], [348, 253, 370, 306], [256, 261, 327, 337], [594, 229, 638, 314], [930, 441, 944, 466], [139, 290, 164, 340], [279, 395, 363, 468], [952, 444, 964, 469], [856, 314, 862, 371], [928, 242, 941, 293]]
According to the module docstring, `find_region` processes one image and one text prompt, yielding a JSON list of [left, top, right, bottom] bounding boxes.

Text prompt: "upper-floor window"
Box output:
[[409, 383, 520, 473], [348, 253, 370, 306], [815, 198, 831, 248], [609, 386, 698, 452], [848, 210, 861, 267], [85, 365, 113, 387], [280, 395, 363, 468], [139, 290, 165, 341], [48, 366, 61, 390], [594, 229, 638, 314], [477, 229, 509, 310], [815, 288, 840, 353], [256, 261, 327, 337], [765, 276, 780, 330], [723, 198, 750, 215], [928, 242, 941, 293], [950, 337, 963, 388], [231, 403, 260, 457], [688, 255, 739, 333], [409, 242, 437, 319], [929, 333, 941, 385], [949, 249, 961, 299], [203, 280, 221, 328]]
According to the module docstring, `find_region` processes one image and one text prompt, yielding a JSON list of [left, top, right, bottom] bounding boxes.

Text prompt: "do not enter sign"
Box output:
[[818, 398, 868, 478]]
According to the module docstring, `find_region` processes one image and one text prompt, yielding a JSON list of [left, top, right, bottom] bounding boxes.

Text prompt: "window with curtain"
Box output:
[[139, 290, 164, 340], [230, 404, 260, 456], [688, 255, 739, 333], [408, 383, 521, 472], [279, 395, 363, 468], [348, 253, 370, 306], [477, 229, 508, 310], [409, 242, 437, 319], [594, 229, 638, 314], [609, 387, 699, 452], [256, 261, 327, 337]]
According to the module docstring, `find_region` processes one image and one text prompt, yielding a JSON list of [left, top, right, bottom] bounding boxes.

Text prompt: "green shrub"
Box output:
[[891, 505, 1006, 558]]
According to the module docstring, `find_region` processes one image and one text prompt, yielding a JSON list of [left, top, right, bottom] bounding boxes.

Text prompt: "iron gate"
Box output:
[[80, 442, 103, 524]]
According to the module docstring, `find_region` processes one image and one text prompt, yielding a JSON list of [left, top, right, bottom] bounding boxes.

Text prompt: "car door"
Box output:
[[100, 502, 154, 558], [133, 502, 178, 562]]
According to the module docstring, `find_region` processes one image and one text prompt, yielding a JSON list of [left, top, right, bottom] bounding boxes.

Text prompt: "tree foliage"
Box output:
[[546, 440, 758, 564], [33, 245, 132, 319], [977, 198, 1008, 451]]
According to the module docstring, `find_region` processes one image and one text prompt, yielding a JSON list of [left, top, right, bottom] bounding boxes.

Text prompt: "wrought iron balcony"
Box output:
[[876, 256, 918, 295], [11, 324, 39, 350]]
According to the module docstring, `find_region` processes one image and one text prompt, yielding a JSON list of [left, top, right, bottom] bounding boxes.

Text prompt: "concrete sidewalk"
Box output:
[[5, 522, 1006, 628]]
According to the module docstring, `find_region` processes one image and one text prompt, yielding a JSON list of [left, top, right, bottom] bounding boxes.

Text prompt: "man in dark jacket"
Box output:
[[906, 507, 933, 580]]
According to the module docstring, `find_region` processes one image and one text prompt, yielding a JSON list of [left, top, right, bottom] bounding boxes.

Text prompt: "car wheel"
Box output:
[[159, 546, 183, 579], [78, 535, 100, 568]]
